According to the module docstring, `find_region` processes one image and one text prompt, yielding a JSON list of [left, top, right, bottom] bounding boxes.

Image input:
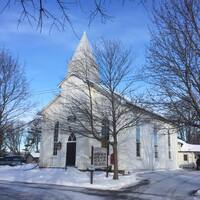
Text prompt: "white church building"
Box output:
[[39, 33, 178, 172]]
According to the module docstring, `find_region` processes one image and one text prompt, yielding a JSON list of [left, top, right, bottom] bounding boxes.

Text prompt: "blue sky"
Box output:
[[0, 1, 152, 117]]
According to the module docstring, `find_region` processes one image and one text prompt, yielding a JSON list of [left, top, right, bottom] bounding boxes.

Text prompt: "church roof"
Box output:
[[90, 81, 171, 123], [40, 33, 172, 123]]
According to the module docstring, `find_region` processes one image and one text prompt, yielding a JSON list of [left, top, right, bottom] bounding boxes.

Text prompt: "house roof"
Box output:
[[30, 152, 40, 158], [178, 139, 200, 152]]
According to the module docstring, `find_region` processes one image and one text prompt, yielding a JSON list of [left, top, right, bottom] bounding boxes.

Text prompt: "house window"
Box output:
[[184, 154, 188, 161], [168, 131, 171, 159], [153, 126, 158, 158], [53, 121, 59, 155], [136, 125, 141, 157]]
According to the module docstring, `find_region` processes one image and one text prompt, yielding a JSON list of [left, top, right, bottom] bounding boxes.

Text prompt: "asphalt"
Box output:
[[0, 170, 200, 200]]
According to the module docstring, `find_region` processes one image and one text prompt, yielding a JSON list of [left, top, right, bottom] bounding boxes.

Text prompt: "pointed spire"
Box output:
[[71, 32, 92, 62], [68, 32, 99, 83]]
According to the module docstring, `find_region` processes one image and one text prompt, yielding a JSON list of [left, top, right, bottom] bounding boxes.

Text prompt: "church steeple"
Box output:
[[68, 32, 99, 83], [71, 32, 92, 62]]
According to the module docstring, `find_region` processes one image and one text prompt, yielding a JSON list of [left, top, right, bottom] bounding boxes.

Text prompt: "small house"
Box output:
[[177, 139, 200, 168], [26, 152, 40, 164]]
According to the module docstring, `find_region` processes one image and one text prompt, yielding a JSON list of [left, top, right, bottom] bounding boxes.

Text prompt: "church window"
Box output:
[[153, 126, 158, 158], [168, 131, 172, 159], [53, 121, 59, 155], [68, 133, 76, 142], [169, 151, 171, 159], [67, 115, 76, 122], [136, 125, 141, 157], [101, 118, 109, 148], [168, 131, 171, 147]]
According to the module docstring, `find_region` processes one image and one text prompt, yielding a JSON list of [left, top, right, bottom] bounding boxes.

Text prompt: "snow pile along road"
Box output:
[[0, 164, 140, 190], [194, 189, 200, 196]]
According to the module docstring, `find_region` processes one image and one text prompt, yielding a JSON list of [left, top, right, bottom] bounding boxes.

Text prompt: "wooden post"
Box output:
[[90, 146, 94, 184]]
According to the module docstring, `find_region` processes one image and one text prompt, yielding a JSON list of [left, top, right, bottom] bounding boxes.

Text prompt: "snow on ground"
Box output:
[[195, 190, 200, 196], [0, 164, 140, 190], [195, 189, 200, 196]]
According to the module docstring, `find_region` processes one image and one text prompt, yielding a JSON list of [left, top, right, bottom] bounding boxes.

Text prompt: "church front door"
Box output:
[[66, 133, 76, 167], [66, 142, 76, 166]]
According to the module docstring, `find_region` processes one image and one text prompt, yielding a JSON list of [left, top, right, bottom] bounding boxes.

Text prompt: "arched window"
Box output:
[[53, 121, 59, 155], [101, 117, 109, 148], [168, 130, 171, 159], [101, 118, 109, 136], [68, 133, 76, 142]]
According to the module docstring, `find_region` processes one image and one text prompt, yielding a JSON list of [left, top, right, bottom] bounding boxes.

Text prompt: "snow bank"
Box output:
[[194, 189, 200, 196], [0, 164, 140, 190]]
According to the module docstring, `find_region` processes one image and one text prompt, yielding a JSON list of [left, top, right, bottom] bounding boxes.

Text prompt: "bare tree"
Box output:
[[4, 121, 25, 154], [178, 124, 200, 144], [145, 0, 200, 138], [56, 39, 144, 179], [0, 49, 30, 155], [25, 116, 42, 153], [0, 0, 144, 33]]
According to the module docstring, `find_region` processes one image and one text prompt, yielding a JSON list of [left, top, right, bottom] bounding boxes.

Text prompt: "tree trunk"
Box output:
[[0, 129, 3, 156], [112, 141, 119, 180]]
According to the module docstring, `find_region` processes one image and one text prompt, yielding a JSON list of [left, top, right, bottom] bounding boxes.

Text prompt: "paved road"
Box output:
[[129, 170, 200, 200], [0, 170, 200, 200]]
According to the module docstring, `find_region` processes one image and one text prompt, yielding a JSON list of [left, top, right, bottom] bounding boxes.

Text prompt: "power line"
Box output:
[[32, 89, 59, 95], [31, 75, 144, 96]]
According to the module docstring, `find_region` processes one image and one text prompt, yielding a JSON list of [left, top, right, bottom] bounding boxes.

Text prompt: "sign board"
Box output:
[[93, 147, 107, 168]]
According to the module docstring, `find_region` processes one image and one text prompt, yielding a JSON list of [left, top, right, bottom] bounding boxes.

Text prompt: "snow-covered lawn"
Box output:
[[0, 164, 140, 190]]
